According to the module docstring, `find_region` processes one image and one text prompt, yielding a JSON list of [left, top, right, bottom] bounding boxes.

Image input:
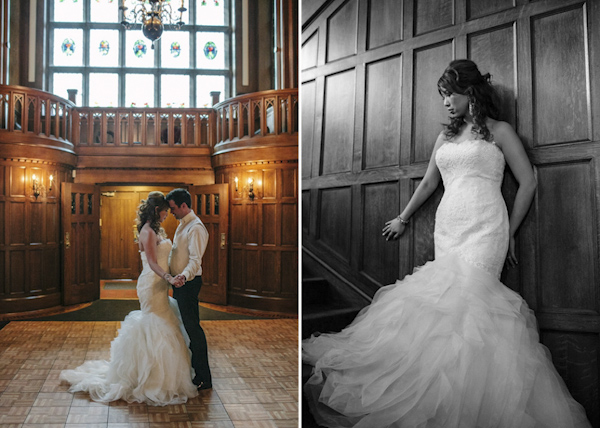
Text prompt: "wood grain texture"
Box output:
[[318, 186, 352, 262], [536, 161, 596, 311], [363, 55, 402, 169], [532, 5, 590, 145], [302, 31, 319, 70], [302, 80, 317, 179], [321, 69, 356, 174], [326, 0, 359, 62], [360, 181, 400, 285], [467, 0, 514, 20], [413, 0, 453, 36], [368, 0, 404, 49]]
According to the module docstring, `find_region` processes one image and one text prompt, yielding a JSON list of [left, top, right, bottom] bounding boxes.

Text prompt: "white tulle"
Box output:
[[303, 140, 591, 427], [60, 240, 198, 406]]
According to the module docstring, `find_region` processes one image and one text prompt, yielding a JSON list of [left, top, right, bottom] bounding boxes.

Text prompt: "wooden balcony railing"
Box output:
[[0, 84, 75, 151], [213, 88, 298, 144], [72, 108, 216, 148]]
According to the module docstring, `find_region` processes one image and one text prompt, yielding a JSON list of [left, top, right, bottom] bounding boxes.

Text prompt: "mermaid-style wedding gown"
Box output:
[[303, 140, 591, 427], [60, 239, 198, 406]]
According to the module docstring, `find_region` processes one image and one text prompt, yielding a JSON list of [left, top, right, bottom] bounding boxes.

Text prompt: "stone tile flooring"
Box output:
[[0, 319, 299, 427]]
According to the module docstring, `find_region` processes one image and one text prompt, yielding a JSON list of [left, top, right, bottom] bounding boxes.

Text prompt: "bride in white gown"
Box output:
[[302, 60, 591, 427], [60, 191, 198, 406]]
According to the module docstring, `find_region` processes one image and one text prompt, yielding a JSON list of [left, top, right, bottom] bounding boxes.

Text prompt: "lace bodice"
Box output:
[[138, 239, 173, 314], [434, 140, 509, 277]]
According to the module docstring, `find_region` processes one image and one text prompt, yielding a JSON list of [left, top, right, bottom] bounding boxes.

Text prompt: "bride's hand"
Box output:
[[382, 218, 406, 241], [506, 236, 518, 268]]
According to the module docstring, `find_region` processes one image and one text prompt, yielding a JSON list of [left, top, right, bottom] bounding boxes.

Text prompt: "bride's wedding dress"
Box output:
[[60, 239, 198, 406], [303, 140, 591, 427]]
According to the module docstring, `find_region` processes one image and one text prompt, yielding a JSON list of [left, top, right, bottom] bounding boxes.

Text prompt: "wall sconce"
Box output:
[[49, 174, 54, 192], [248, 178, 255, 201], [32, 174, 41, 199], [234, 176, 239, 192]]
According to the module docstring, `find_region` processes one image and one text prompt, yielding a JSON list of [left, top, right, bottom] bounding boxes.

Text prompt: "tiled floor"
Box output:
[[0, 319, 299, 427]]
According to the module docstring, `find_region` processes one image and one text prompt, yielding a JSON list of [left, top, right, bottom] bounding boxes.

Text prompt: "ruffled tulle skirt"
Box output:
[[303, 254, 591, 428], [60, 297, 198, 406]]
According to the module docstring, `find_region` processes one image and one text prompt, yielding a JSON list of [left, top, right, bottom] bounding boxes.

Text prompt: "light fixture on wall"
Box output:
[[49, 174, 54, 192], [32, 174, 41, 199], [120, 0, 186, 49], [248, 178, 255, 201], [234, 176, 239, 192]]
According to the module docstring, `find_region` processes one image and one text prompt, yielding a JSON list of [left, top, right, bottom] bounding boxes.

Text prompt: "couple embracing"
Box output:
[[60, 189, 211, 405]]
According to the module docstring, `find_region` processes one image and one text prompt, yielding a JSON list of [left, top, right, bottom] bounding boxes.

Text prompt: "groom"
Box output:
[[166, 188, 212, 391]]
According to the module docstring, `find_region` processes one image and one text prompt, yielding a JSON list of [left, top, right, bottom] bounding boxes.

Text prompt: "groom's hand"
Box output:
[[173, 274, 186, 287]]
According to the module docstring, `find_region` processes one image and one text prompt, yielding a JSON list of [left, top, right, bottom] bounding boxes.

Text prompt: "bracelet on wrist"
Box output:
[[396, 215, 410, 225]]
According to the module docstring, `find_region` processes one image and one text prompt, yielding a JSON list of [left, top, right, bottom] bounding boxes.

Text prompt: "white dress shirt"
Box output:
[[169, 211, 209, 281]]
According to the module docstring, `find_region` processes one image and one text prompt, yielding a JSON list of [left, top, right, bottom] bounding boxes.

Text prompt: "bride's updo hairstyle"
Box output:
[[136, 191, 169, 237], [438, 59, 500, 142]]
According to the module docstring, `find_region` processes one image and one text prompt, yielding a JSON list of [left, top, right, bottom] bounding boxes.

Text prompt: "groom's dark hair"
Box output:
[[166, 188, 192, 208]]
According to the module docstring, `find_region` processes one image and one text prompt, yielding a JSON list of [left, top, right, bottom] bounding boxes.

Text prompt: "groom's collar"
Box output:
[[179, 210, 196, 226]]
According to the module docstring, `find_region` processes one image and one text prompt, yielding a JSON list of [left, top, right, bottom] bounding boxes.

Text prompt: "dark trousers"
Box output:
[[172, 275, 212, 384]]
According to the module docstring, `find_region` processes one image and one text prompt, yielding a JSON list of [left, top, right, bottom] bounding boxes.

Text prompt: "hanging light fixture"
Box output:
[[120, 0, 187, 49]]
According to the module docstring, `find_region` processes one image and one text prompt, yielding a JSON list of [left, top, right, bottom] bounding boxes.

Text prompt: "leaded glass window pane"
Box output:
[[53, 0, 83, 23], [160, 31, 190, 69], [126, 31, 155, 68], [161, 75, 190, 107], [197, 0, 225, 26], [90, 0, 119, 23], [53, 29, 83, 66], [89, 73, 119, 107], [90, 30, 119, 67], [53, 73, 83, 105], [125, 74, 155, 107], [197, 75, 225, 107], [196, 32, 225, 70]]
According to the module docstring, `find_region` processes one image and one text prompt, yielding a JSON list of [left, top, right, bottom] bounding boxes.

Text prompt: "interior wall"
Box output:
[[301, 0, 600, 423]]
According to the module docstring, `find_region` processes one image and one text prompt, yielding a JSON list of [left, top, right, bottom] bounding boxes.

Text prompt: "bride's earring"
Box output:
[[469, 101, 474, 117]]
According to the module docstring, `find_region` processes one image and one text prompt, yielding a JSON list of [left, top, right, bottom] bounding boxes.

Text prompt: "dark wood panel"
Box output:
[[532, 6, 589, 146], [0, 250, 4, 293], [246, 203, 259, 245], [301, 80, 317, 179], [468, 23, 517, 128], [0, 201, 4, 245], [231, 204, 244, 244], [282, 168, 296, 198], [302, 31, 319, 70], [302, 190, 310, 234], [263, 169, 277, 199], [414, 0, 453, 36], [318, 186, 352, 262], [9, 200, 25, 245], [9, 166, 25, 197], [467, 0, 514, 20], [281, 203, 297, 246], [368, 0, 404, 49], [541, 331, 600, 426], [413, 42, 453, 163], [46, 202, 59, 244], [30, 202, 44, 244], [281, 250, 298, 296], [230, 248, 244, 292], [29, 249, 43, 293], [261, 251, 279, 294], [44, 247, 60, 293], [245, 250, 260, 292], [262, 203, 277, 245], [412, 179, 443, 268], [326, 0, 359, 62], [9, 249, 25, 294], [322, 69, 356, 175], [537, 161, 596, 311], [363, 55, 402, 169], [0, 164, 4, 195], [361, 181, 399, 285]]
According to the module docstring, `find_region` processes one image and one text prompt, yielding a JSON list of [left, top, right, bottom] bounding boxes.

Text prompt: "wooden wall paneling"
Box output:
[[263, 169, 277, 199], [44, 247, 60, 293], [412, 41, 454, 164], [230, 248, 244, 292], [281, 250, 298, 296], [262, 203, 277, 245], [281, 202, 297, 246], [467, 23, 517, 128], [231, 204, 244, 244], [367, 0, 404, 50], [413, 0, 454, 36], [261, 250, 280, 294], [321, 69, 357, 175], [467, 0, 514, 21], [29, 249, 43, 293], [531, 5, 590, 146], [301, 80, 317, 179], [326, 0, 359, 63], [536, 161, 596, 311], [0, 250, 4, 293], [245, 249, 260, 292], [9, 249, 25, 295], [317, 186, 352, 262], [30, 201, 44, 244], [9, 200, 25, 245], [281, 167, 297, 198], [302, 30, 319, 70], [10, 165, 26, 196], [0, 200, 3, 246], [46, 202, 59, 244], [246, 203, 259, 245], [311, 77, 326, 179], [360, 181, 400, 286], [590, 0, 600, 143], [302, 190, 310, 235], [363, 55, 403, 169]]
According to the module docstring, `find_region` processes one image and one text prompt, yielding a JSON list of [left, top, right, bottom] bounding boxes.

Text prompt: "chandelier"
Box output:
[[120, 0, 187, 49]]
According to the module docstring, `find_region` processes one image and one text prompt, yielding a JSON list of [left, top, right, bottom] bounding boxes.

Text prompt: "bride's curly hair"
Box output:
[[437, 59, 501, 142], [136, 191, 168, 238]]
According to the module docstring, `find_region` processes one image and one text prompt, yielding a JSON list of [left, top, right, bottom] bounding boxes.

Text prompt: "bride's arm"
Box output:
[[494, 122, 537, 267], [138, 225, 178, 284], [382, 133, 445, 241]]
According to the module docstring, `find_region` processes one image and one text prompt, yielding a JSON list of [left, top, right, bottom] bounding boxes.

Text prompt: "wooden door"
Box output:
[[61, 182, 100, 306], [190, 184, 229, 305]]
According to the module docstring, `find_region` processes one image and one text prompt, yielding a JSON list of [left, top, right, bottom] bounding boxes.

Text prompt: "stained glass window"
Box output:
[[48, 0, 231, 107]]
